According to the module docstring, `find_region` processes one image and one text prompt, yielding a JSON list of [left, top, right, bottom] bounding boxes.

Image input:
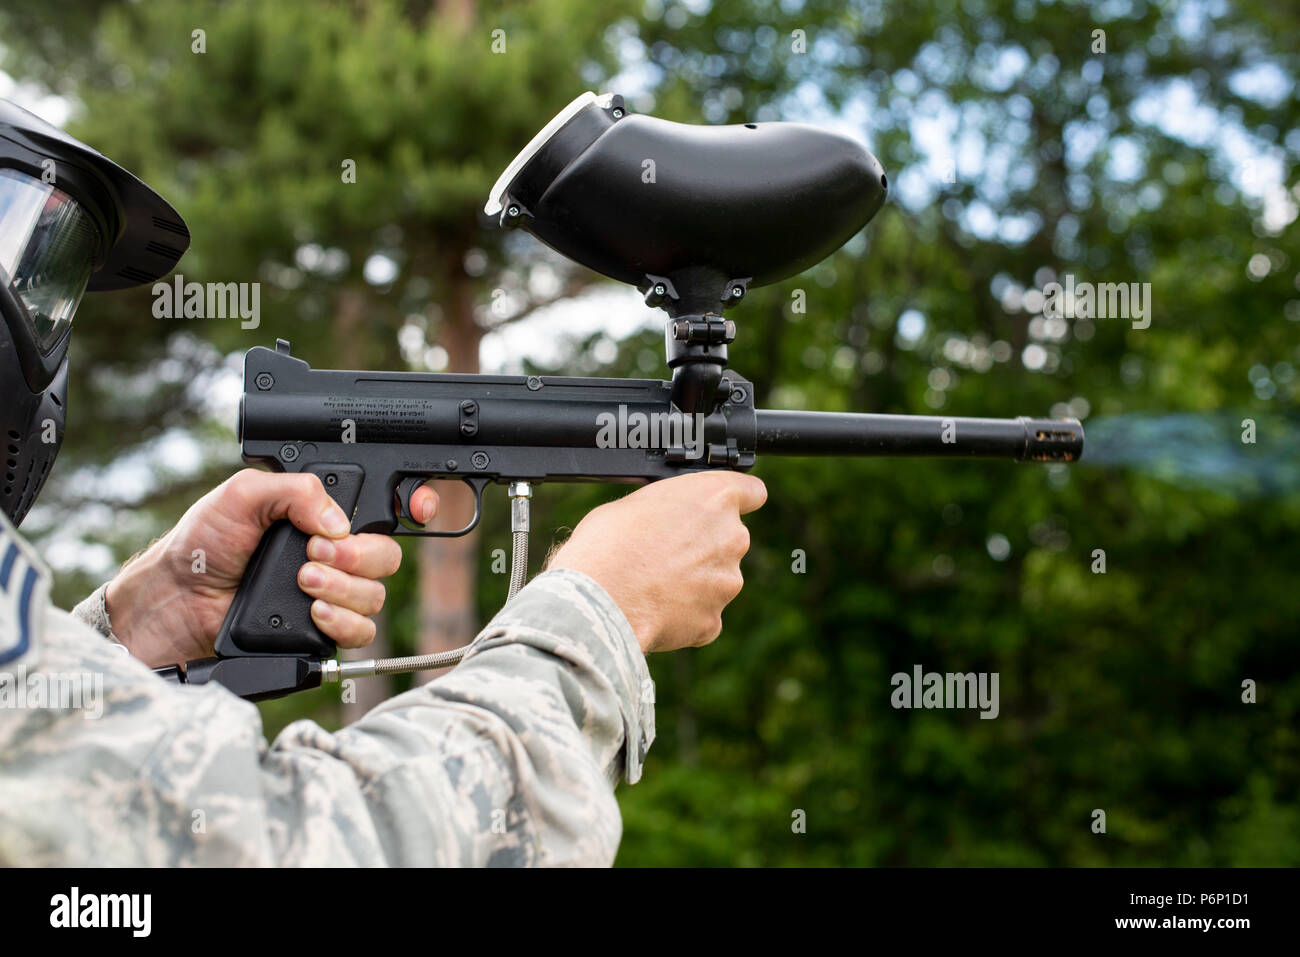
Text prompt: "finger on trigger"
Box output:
[[409, 483, 439, 524]]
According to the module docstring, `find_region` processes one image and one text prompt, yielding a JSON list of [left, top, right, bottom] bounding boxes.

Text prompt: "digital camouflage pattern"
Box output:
[[0, 509, 654, 866]]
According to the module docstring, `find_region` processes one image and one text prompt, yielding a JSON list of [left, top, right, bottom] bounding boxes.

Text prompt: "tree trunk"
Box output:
[[334, 285, 396, 720], [416, 268, 482, 678]]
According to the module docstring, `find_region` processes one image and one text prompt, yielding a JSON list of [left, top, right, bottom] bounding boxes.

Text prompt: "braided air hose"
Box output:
[[333, 482, 534, 679], [508, 528, 529, 601]]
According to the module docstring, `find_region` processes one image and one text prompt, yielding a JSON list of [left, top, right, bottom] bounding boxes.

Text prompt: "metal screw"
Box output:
[[269, 615, 282, 629], [654, 283, 666, 296], [280, 444, 299, 462], [461, 400, 477, 415], [461, 422, 478, 436], [730, 386, 747, 404], [471, 451, 490, 470], [731, 285, 745, 299], [526, 376, 543, 391], [612, 108, 624, 118], [255, 373, 274, 391], [507, 205, 519, 217], [446, 460, 458, 471]]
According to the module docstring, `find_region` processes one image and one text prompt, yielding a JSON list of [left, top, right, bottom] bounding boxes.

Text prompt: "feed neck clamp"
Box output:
[[644, 269, 750, 416]]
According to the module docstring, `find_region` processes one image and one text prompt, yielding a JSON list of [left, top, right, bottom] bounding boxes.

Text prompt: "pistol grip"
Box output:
[[213, 464, 365, 659]]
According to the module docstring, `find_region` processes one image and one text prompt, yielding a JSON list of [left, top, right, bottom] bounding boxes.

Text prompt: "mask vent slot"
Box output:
[[146, 240, 184, 259], [116, 265, 154, 284], [4, 430, 18, 497], [151, 216, 190, 239]]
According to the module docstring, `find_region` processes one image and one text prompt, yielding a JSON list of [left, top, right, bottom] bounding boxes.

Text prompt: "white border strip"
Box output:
[[483, 91, 611, 215]]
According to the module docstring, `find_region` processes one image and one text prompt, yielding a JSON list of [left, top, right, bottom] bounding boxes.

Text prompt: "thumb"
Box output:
[[730, 473, 767, 515], [709, 471, 768, 515], [221, 469, 352, 539]]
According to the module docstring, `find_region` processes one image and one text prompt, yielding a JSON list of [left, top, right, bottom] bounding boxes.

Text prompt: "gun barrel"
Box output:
[[755, 410, 1083, 462]]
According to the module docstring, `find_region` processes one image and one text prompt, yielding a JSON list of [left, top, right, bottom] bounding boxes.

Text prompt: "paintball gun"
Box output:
[[154, 92, 1084, 700]]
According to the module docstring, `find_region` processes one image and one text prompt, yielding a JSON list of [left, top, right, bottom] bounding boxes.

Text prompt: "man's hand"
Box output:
[[547, 471, 766, 654], [104, 469, 438, 669]]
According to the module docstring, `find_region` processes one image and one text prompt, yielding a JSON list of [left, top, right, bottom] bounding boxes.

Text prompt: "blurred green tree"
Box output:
[[1, 0, 1297, 865]]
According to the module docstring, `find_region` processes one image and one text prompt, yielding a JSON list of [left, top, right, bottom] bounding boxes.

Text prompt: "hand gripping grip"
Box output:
[[213, 464, 366, 659]]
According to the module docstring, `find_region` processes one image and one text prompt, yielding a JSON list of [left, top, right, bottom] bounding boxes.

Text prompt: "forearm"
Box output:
[[262, 569, 655, 865], [70, 532, 204, 666]]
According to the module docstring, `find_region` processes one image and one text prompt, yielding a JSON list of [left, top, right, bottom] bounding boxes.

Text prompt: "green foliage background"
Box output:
[[2, 0, 1297, 865]]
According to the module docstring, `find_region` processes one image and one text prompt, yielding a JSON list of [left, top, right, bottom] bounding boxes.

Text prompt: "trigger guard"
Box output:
[[391, 476, 488, 537]]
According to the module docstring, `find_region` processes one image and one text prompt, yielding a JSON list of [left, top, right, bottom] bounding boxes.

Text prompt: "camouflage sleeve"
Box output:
[[260, 568, 656, 865], [0, 567, 654, 867], [70, 583, 126, 648]]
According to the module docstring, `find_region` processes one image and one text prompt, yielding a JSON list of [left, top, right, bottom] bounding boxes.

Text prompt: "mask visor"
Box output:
[[0, 167, 101, 353]]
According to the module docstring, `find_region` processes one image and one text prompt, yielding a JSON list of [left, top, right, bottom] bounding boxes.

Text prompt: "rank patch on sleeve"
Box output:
[[0, 511, 50, 667]]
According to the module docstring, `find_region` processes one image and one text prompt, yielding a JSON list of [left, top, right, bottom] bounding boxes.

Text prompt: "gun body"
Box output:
[[148, 339, 1084, 701], [240, 340, 759, 503]]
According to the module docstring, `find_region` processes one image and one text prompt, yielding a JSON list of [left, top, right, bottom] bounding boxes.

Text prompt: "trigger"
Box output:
[[396, 477, 429, 525]]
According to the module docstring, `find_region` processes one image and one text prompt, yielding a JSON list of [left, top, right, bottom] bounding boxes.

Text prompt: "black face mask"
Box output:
[[0, 278, 68, 526], [0, 99, 190, 527], [0, 168, 92, 525]]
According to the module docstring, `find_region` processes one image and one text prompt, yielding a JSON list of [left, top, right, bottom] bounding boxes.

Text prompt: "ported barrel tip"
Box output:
[[1019, 417, 1084, 462]]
